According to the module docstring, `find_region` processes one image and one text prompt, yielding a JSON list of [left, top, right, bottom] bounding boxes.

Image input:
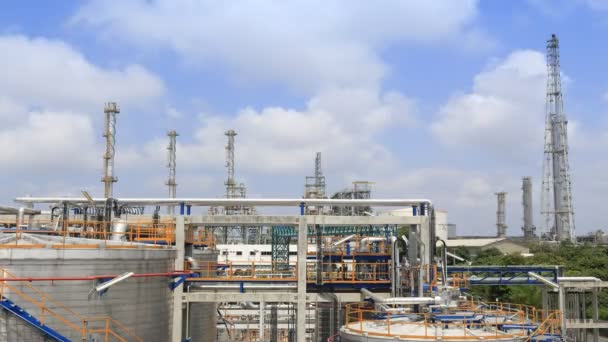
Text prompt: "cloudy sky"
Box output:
[[1, 0, 608, 236]]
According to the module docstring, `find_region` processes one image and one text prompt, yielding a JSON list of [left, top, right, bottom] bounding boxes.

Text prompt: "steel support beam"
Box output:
[[296, 216, 306, 342], [172, 215, 185, 342]]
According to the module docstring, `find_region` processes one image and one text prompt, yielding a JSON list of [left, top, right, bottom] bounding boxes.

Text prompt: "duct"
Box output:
[[446, 251, 466, 262], [333, 234, 355, 246], [192, 284, 297, 290], [17, 208, 25, 228], [418, 236, 425, 297], [0, 206, 40, 216], [436, 238, 448, 286], [111, 219, 128, 241], [558, 277, 600, 282], [361, 237, 385, 244], [15, 197, 433, 208], [391, 236, 408, 297], [361, 288, 439, 305]]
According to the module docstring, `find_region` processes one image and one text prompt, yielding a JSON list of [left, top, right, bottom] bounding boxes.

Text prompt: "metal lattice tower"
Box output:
[[304, 152, 327, 214], [495, 192, 507, 238], [101, 102, 119, 198], [214, 129, 256, 243], [166, 130, 178, 215], [541, 34, 576, 242], [315, 152, 324, 191], [521, 177, 536, 238]]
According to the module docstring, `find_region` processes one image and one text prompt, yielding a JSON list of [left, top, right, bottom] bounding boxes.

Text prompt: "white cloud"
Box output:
[[0, 111, 97, 168], [72, 0, 485, 93], [126, 87, 416, 174], [0, 34, 165, 170], [0, 35, 164, 111], [431, 50, 546, 156]]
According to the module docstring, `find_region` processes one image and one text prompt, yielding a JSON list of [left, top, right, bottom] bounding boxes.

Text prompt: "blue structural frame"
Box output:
[[0, 297, 70, 341], [445, 266, 560, 286]]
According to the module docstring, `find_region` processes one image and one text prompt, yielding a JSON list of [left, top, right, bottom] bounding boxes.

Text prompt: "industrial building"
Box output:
[[0, 34, 604, 342]]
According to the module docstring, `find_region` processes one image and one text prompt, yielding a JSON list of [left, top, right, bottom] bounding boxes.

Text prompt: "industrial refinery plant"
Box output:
[[0, 34, 605, 342]]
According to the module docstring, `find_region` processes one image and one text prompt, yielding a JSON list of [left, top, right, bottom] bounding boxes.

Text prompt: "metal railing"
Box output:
[[185, 259, 393, 284], [344, 301, 561, 340], [526, 311, 562, 342], [0, 219, 176, 248], [186, 260, 297, 281], [0, 269, 142, 341]]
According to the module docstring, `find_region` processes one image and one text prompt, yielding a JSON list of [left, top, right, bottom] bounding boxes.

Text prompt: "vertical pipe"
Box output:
[[296, 216, 307, 342], [592, 288, 599, 341], [180, 203, 185, 216], [186, 205, 191, 216], [172, 215, 185, 342], [300, 203, 305, 216], [259, 301, 265, 341]]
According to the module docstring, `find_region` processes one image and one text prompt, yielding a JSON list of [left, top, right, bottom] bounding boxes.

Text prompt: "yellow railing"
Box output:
[[185, 259, 394, 284], [186, 227, 216, 247], [344, 302, 560, 340], [306, 261, 391, 283], [0, 269, 142, 341], [526, 311, 562, 342], [186, 260, 297, 281], [0, 219, 177, 248]]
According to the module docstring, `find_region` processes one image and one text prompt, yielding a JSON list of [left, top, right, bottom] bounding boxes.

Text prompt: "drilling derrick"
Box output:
[[101, 102, 119, 198], [521, 177, 536, 238], [540, 34, 576, 242], [166, 130, 178, 215], [495, 192, 507, 238]]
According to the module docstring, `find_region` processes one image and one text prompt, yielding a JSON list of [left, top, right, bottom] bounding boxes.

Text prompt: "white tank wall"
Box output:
[[0, 247, 175, 342], [188, 249, 219, 342]]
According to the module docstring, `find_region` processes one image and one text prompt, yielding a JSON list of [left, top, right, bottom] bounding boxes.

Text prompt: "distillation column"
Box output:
[[166, 130, 178, 215], [101, 102, 119, 198], [495, 192, 507, 238], [522, 177, 536, 238]]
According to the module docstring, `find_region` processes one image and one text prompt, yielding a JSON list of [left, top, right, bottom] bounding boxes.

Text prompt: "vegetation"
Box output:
[[465, 243, 608, 320]]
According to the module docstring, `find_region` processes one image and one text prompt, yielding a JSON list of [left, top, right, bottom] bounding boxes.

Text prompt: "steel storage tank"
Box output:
[[187, 248, 219, 342], [0, 234, 176, 342]]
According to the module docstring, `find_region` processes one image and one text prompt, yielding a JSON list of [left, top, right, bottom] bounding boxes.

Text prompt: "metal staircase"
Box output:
[[0, 296, 69, 341], [0, 268, 143, 342]]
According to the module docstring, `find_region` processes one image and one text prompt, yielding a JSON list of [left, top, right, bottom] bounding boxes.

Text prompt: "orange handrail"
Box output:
[[0, 269, 142, 341]]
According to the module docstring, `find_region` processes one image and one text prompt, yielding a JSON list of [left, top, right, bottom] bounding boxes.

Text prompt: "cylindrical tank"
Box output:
[[111, 219, 128, 241], [0, 235, 175, 342], [187, 249, 219, 342]]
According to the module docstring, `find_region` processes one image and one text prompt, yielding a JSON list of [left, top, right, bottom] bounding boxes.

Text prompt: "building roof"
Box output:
[[445, 238, 506, 248]]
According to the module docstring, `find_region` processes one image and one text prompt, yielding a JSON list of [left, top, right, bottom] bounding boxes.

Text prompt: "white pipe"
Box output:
[[558, 277, 600, 281], [15, 197, 433, 207], [361, 237, 385, 244], [446, 251, 466, 262], [361, 288, 439, 305], [0, 206, 40, 215], [528, 272, 559, 289], [333, 234, 356, 246], [17, 208, 25, 228]]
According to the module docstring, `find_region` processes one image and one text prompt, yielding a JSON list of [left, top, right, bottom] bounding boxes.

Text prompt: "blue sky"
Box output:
[[1, 0, 607, 237]]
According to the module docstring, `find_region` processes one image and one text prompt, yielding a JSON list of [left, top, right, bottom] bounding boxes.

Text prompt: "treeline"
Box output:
[[457, 243, 608, 320]]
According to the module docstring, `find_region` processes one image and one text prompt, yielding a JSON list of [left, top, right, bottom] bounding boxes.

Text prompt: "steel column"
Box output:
[[296, 216, 307, 342]]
